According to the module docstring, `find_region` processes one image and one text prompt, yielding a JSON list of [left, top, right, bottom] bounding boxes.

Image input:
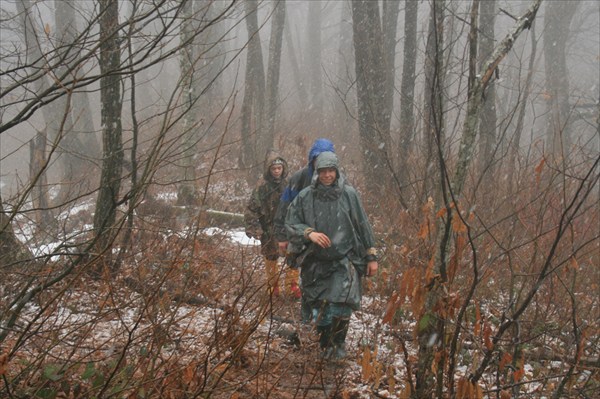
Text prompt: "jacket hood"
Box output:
[[307, 139, 335, 174], [314, 151, 338, 170], [263, 149, 288, 181], [312, 151, 342, 186]]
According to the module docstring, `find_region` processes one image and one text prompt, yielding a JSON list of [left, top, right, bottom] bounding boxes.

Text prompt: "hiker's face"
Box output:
[[317, 167, 336, 186], [270, 164, 283, 179]]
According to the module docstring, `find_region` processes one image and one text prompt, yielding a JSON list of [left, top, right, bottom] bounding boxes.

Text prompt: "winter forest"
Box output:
[[0, 0, 598, 398]]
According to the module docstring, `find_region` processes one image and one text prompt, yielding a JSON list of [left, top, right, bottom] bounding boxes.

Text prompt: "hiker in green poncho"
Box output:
[[285, 151, 378, 359]]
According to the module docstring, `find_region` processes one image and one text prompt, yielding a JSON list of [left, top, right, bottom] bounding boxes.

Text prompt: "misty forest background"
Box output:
[[0, 0, 598, 398]]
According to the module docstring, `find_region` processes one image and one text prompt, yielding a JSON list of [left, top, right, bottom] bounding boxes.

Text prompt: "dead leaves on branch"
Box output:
[[456, 377, 484, 399], [381, 190, 600, 397]]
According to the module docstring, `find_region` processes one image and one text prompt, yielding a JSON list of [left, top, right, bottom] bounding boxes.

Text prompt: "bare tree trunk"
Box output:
[[420, 0, 445, 206], [178, 0, 199, 205], [452, 0, 542, 196], [239, 0, 265, 182], [333, 0, 355, 138], [351, 0, 393, 193], [196, 0, 227, 115], [478, 0, 497, 171], [306, 1, 323, 126], [53, 0, 93, 204], [382, 0, 400, 140], [71, 93, 99, 160], [29, 132, 52, 232], [508, 21, 538, 190], [284, 21, 308, 111], [93, 0, 124, 267], [397, 0, 418, 189], [16, 0, 59, 207], [263, 0, 286, 152], [0, 192, 31, 267], [543, 0, 579, 158]]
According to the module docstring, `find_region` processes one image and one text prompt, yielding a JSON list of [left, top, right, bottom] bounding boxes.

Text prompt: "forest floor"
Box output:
[[4, 167, 598, 398]]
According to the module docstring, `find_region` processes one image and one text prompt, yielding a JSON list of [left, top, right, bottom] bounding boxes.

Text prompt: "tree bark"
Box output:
[[284, 21, 308, 111], [93, 0, 124, 265], [15, 0, 59, 211], [263, 0, 286, 153], [333, 1, 355, 139], [305, 1, 323, 125], [382, 0, 400, 141], [543, 0, 579, 158], [397, 0, 418, 189], [239, 0, 265, 182], [178, 0, 199, 205], [351, 0, 393, 193], [29, 132, 53, 231], [0, 193, 32, 268], [420, 0, 445, 206], [452, 0, 542, 196], [53, 0, 93, 203], [509, 20, 538, 190], [477, 0, 497, 171]]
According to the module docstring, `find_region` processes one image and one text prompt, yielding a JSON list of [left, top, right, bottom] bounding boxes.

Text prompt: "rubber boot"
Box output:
[[331, 317, 350, 360], [300, 298, 312, 324], [316, 324, 333, 358], [265, 258, 280, 296]]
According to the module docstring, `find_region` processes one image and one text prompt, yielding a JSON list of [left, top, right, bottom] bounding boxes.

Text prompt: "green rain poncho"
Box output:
[[285, 151, 376, 310]]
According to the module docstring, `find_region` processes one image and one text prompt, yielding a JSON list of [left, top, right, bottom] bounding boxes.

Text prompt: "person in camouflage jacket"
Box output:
[[244, 150, 288, 296], [285, 151, 378, 360]]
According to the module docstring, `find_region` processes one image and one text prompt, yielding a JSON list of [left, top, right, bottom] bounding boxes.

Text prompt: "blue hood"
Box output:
[[308, 138, 335, 175]]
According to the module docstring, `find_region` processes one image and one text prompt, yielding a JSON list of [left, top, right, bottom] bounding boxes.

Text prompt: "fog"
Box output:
[[0, 1, 599, 200], [0, 0, 598, 208]]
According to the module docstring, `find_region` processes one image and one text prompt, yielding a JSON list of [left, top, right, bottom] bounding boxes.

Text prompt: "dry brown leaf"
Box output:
[[457, 377, 484, 399], [534, 157, 545, 183], [436, 207, 447, 218], [499, 352, 513, 371], [513, 367, 525, 382], [361, 346, 372, 381], [417, 222, 429, 240], [452, 213, 468, 233], [387, 365, 396, 394], [483, 323, 493, 351], [382, 292, 400, 325]]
